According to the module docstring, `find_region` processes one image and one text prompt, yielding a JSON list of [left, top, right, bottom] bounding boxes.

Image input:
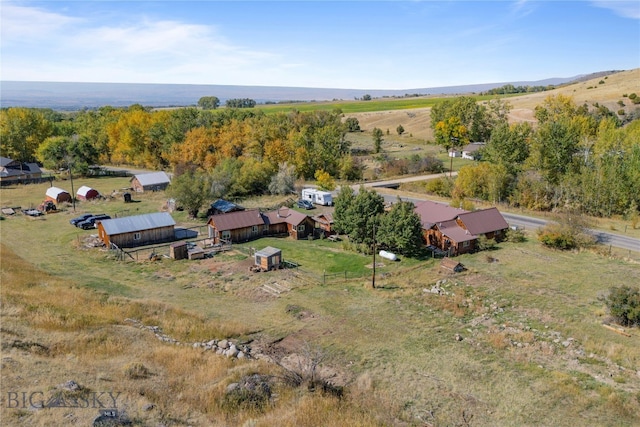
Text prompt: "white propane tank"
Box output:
[[379, 250, 397, 261]]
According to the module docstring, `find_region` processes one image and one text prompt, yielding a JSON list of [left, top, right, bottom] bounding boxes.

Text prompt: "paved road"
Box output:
[[356, 176, 640, 253]]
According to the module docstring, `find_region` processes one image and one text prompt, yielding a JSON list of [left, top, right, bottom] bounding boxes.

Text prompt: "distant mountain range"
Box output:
[[0, 73, 608, 110]]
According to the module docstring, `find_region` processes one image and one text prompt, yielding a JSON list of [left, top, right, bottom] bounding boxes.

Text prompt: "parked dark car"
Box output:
[[297, 199, 314, 210], [70, 213, 94, 226], [78, 214, 111, 230]]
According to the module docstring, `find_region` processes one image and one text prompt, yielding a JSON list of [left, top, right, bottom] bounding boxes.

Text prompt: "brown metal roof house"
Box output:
[[98, 212, 176, 248], [312, 212, 335, 237], [415, 201, 509, 256], [206, 207, 314, 244], [130, 172, 171, 193], [207, 209, 266, 244], [263, 207, 314, 240]]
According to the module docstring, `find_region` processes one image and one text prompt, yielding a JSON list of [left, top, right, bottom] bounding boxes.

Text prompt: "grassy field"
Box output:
[[2, 176, 640, 426]]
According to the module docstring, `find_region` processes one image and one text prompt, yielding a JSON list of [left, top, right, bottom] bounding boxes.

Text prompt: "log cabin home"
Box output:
[[206, 207, 314, 244], [414, 201, 509, 256]]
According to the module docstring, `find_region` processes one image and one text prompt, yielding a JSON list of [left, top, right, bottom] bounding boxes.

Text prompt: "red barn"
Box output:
[[76, 185, 100, 200]]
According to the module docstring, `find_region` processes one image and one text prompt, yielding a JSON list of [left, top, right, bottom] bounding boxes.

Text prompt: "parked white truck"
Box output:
[[301, 188, 333, 206]]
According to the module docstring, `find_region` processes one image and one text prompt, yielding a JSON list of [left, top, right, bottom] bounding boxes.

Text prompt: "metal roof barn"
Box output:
[[45, 186, 72, 203], [76, 185, 100, 200], [130, 172, 171, 192], [98, 212, 176, 248]]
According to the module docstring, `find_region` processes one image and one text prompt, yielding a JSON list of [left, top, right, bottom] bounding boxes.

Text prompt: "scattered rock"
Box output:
[[93, 409, 131, 426], [59, 380, 81, 391]]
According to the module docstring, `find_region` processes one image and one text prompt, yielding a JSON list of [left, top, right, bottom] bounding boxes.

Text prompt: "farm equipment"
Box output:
[[38, 201, 58, 214]]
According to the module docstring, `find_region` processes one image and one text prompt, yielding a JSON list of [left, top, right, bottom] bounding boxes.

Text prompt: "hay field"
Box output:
[[345, 68, 640, 141]]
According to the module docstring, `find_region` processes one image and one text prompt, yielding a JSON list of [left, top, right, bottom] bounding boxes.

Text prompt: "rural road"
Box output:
[[355, 174, 640, 253]]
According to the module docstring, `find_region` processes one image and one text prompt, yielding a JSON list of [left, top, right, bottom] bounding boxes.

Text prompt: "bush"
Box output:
[[506, 228, 526, 243], [536, 214, 595, 250], [602, 286, 640, 327], [220, 374, 272, 413], [424, 177, 454, 197], [123, 362, 150, 379]]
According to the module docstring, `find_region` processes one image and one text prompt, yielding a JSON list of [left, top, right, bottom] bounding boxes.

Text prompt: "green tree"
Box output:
[[0, 108, 53, 162], [315, 169, 336, 191], [482, 122, 532, 175], [430, 96, 491, 142], [372, 127, 384, 154], [332, 186, 356, 235], [268, 162, 296, 195], [167, 170, 211, 218], [377, 199, 424, 257], [345, 117, 361, 132], [339, 187, 385, 246], [339, 155, 364, 181], [197, 96, 220, 110], [602, 286, 640, 327], [36, 135, 99, 175], [434, 116, 468, 176], [396, 124, 405, 136], [528, 120, 581, 185]]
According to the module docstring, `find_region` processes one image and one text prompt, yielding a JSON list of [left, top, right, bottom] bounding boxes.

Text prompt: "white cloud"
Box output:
[[1, 2, 286, 84], [0, 3, 81, 43], [591, 1, 640, 19]]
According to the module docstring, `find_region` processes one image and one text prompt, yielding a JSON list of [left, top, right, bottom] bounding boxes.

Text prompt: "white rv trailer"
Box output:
[[301, 188, 333, 206]]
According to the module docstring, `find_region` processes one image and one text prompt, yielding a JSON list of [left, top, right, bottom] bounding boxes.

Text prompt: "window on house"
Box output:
[[252, 225, 259, 233], [297, 224, 305, 232], [463, 241, 469, 247], [133, 232, 141, 240], [221, 230, 231, 240]]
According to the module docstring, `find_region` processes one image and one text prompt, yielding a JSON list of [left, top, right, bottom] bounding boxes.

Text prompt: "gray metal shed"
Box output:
[[254, 246, 282, 271]]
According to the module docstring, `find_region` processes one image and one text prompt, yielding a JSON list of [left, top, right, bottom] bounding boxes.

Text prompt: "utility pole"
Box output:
[[449, 136, 459, 177], [372, 221, 376, 289]]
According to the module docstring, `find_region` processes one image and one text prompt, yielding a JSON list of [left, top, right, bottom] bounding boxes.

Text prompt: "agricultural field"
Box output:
[[1, 176, 640, 426]]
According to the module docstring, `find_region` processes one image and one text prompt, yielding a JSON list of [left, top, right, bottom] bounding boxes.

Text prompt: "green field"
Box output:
[[2, 177, 640, 426], [254, 94, 514, 115]]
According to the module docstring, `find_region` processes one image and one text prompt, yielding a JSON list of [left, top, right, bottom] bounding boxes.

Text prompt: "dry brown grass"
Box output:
[[0, 243, 394, 426], [346, 68, 640, 142]]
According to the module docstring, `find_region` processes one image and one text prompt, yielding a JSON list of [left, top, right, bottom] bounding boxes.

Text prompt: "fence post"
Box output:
[[344, 271, 347, 281], [323, 269, 326, 286]]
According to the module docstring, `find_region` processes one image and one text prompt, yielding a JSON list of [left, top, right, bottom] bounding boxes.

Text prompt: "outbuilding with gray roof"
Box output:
[[97, 212, 176, 248]]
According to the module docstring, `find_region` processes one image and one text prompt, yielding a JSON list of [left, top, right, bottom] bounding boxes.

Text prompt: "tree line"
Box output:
[[430, 94, 640, 219], [0, 106, 364, 205]]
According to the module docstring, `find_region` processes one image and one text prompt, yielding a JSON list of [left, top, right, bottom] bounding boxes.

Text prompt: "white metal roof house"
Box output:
[[130, 172, 171, 193], [97, 212, 176, 248]]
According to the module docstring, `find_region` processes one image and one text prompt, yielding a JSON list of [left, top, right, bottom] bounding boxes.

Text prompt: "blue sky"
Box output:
[[1, 1, 638, 89]]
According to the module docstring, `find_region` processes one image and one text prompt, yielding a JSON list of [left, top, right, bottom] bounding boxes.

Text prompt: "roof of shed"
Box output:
[[100, 212, 175, 235], [457, 208, 509, 235], [208, 209, 265, 230], [255, 246, 281, 257], [131, 171, 171, 186], [77, 185, 98, 196], [45, 187, 70, 198], [210, 199, 244, 213], [414, 200, 467, 228]]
